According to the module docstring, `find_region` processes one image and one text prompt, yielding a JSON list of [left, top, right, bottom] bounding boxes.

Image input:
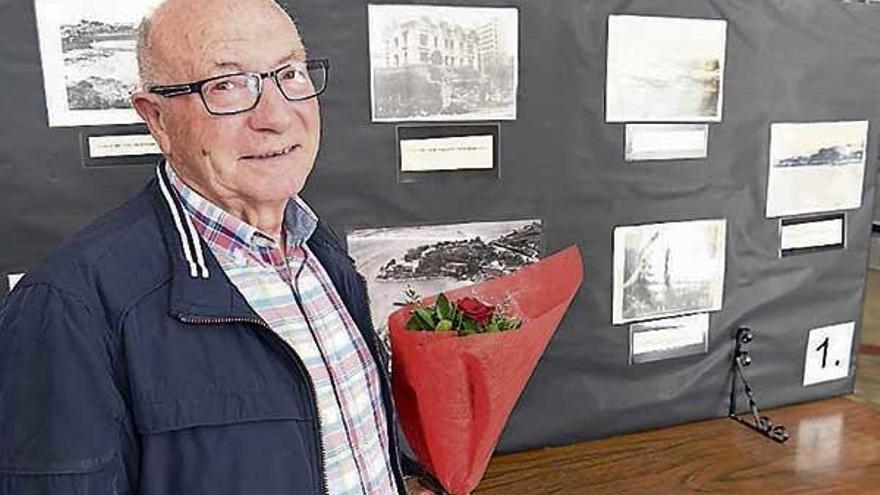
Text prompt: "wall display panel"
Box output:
[[3, 0, 880, 457], [766, 121, 869, 218], [34, 0, 162, 127], [367, 4, 518, 122]]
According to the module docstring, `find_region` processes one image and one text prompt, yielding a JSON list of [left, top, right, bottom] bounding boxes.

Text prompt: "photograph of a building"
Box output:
[[368, 4, 518, 121], [613, 219, 726, 324], [35, 0, 161, 127]]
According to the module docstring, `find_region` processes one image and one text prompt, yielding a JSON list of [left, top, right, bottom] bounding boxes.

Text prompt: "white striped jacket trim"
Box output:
[[156, 164, 210, 279]]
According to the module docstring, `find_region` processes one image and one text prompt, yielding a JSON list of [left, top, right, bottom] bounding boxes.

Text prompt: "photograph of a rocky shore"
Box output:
[[35, 0, 160, 126], [347, 219, 542, 333]]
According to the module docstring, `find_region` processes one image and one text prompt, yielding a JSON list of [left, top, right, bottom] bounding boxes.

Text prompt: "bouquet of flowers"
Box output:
[[389, 246, 584, 495], [403, 290, 522, 336]]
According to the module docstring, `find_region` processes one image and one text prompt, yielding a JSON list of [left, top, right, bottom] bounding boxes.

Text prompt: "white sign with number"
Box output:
[[803, 322, 855, 386]]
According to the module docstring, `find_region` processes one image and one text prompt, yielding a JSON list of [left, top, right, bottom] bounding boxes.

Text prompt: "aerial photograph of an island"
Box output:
[[347, 219, 542, 333]]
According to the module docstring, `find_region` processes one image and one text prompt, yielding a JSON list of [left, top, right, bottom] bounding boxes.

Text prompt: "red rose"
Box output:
[[456, 297, 495, 326]]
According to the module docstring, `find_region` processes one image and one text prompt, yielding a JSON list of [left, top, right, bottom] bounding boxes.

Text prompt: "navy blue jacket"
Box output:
[[0, 173, 407, 494]]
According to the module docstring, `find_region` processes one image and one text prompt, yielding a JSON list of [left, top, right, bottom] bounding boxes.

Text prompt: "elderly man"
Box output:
[[0, 0, 436, 493]]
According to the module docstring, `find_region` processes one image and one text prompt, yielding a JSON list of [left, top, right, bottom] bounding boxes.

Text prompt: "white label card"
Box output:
[[803, 322, 855, 386], [780, 217, 844, 252], [88, 134, 161, 158], [625, 124, 709, 161], [7, 273, 25, 292], [630, 313, 709, 364], [400, 135, 494, 172]]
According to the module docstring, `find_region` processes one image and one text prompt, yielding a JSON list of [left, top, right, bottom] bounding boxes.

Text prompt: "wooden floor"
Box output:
[[854, 269, 880, 409], [475, 398, 880, 494], [469, 269, 880, 494]]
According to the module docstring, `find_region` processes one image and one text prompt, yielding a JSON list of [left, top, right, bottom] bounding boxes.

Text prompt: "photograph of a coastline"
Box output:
[[347, 219, 542, 335], [766, 121, 869, 218], [368, 4, 518, 122], [606, 15, 727, 123], [35, 0, 161, 127], [613, 219, 726, 324]]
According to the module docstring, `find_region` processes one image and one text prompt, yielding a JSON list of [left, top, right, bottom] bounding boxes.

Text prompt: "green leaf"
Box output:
[[414, 308, 437, 329], [461, 317, 479, 332], [406, 316, 422, 330], [436, 319, 453, 332], [436, 293, 452, 320]]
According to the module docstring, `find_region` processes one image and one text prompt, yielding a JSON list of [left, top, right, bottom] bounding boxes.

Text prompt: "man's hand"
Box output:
[[403, 475, 441, 495]]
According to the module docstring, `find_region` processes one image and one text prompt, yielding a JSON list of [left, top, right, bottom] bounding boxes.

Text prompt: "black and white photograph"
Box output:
[[629, 313, 709, 364], [613, 219, 726, 324], [766, 121, 869, 218], [34, 0, 160, 127], [368, 4, 518, 122], [624, 124, 709, 161], [347, 219, 542, 332], [606, 15, 727, 123]]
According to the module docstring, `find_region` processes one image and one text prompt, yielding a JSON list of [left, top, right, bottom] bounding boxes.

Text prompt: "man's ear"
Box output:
[[132, 91, 172, 154]]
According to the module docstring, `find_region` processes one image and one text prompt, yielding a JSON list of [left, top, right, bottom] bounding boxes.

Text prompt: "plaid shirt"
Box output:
[[168, 166, 397, 495]]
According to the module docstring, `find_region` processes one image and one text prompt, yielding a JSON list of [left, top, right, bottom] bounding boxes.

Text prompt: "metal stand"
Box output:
[[728, 327, 790, 443]]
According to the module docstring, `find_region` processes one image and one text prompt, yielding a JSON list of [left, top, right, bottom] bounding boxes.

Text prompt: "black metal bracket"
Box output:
[[728, 327, 790, 443]]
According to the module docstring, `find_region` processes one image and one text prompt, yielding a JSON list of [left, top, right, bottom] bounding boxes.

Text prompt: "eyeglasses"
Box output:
[[148, 58, 329, 115]]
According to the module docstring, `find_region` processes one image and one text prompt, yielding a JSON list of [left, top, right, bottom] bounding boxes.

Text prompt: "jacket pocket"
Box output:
[[134, 385, 310, 434], [134, 387, 322, 495]]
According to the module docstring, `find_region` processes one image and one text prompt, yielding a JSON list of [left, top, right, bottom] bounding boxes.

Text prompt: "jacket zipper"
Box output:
[[356, 271, 407, 493], [175, 314, 330, 495]]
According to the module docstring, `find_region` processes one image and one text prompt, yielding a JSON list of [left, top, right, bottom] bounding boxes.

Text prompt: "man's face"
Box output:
[[145, 1, 320, 208]]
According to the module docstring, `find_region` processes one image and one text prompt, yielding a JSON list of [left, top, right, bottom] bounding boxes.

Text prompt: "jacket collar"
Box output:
[[152, 160, 258, 319], [151, 160, 349, 321]]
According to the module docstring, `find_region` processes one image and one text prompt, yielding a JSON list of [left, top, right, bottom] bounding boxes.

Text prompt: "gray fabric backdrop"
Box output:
[[1, 0, 879, 453]]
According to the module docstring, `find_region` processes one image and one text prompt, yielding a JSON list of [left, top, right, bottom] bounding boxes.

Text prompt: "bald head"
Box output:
[[136, 0, 304, 88]]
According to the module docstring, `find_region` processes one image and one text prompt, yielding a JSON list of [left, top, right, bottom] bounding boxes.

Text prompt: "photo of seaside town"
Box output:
[[766, 120, 869, 217], [347, 219, 542, 334], [771, 122, 867, 168]]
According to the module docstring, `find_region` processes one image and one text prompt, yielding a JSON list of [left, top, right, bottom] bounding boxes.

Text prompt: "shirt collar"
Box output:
[[165, 162, 318, 256]]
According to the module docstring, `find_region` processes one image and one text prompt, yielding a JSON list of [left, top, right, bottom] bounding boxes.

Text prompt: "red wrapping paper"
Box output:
[[389, 245, 584, 495]]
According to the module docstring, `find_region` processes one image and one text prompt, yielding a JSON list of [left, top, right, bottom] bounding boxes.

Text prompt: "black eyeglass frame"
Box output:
[[148, 58, 329, 115]]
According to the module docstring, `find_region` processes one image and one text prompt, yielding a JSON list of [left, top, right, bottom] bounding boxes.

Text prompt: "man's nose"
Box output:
[[248, 77, 294, 132]]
